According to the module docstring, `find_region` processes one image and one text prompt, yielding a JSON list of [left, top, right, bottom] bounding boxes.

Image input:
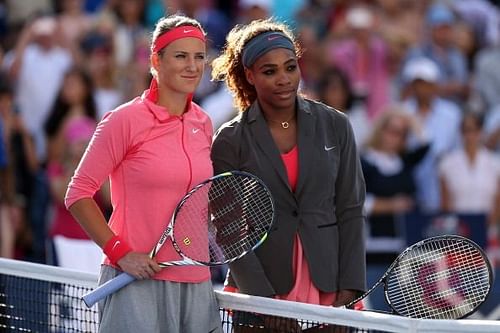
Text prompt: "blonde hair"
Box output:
[[211, 19, 302, 112], [365, 105, 413, 151], [149, 14, 206, 77]]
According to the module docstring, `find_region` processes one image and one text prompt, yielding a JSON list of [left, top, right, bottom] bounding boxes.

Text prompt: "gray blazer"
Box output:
[[211, 97, 366, 297]]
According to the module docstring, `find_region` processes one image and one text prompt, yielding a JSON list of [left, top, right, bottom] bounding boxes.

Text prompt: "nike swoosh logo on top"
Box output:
[[324, 145, 336, 151], [268, 35, 281, 41], [192, 128, 200, 134], [183, 29, 194, 33], [111, 241, 120, 251]]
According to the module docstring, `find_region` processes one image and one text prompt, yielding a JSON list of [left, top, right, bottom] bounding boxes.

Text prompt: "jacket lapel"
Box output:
[[247, 102, 290, 190], [295, 98, 315, 196]]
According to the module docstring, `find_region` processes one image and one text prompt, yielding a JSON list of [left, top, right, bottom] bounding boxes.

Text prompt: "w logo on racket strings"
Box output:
[[81, 171, 275, 308], [417, 255, 466, 310], [210, 186, 256, 247]]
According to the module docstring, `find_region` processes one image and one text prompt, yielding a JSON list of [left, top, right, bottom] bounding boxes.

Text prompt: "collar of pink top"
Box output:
[[141, 79, 194, 123]]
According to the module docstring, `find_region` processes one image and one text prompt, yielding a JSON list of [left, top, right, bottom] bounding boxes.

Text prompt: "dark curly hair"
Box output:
[[211, 19, 302, 112]]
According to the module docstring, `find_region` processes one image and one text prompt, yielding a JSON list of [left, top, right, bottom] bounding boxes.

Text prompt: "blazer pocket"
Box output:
[[317, 221, 338, 229]]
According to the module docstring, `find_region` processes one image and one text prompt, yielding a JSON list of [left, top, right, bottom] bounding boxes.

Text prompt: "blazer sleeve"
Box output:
[[211, 124, 276, 297], [334, 114, 367, 293]]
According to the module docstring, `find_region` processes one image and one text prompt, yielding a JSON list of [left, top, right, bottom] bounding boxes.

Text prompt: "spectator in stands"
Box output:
[[361, 106, 429, 264], [4, 0, 53, 28], [211, 19, 366, 330], [0, 74, 33, 260], [295, 22, 327, 96], [44, 67, 98, 166], [401, 57, 462, 214], [175, 0, 231, 52], [473, 43, 500, 112], [327, 5, 391, 120], [438, 112, 500, 248], [47, 116, 105, 274], [3, 16, 74, 262], [106, 0, 150, 101], [484, 104, 500, 152], [200, 82, 237, 132], [4, 15, 73, 162], [376, 0, 425, 50], [322, 0, 356, 40], [375, 0, 426, 101], [451, 0, 500, 50], [0, 100, 13, 258], [238, 0, 274, 23], [80, 20, 124, 120], [316, 67, 370, 148], [65, 14, 222, 332], [55, 0, 94, 44], [403, 2, 469, 104]]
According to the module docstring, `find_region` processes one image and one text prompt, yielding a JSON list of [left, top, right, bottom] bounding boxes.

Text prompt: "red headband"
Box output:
[[152, 26, 206, 53]]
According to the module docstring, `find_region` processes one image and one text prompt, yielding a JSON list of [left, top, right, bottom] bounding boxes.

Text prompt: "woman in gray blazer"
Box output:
[[211, 19, 366, 311]]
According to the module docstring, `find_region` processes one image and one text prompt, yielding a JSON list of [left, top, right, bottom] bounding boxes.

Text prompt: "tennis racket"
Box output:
[[346, 235, 493, 319], [82, 171, 274, 308]]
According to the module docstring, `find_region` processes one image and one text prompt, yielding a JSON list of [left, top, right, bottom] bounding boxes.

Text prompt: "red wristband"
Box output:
[[103, 235, 132, 265]]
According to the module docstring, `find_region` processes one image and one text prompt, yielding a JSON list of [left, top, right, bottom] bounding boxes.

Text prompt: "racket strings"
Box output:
[[172, 174, 273, 265], [208, 176, 273, 262], [386, 238, 491, 319]]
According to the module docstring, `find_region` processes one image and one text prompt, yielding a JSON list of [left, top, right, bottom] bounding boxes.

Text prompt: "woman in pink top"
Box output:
[[65, 14, 222, 332], [211, 19, 366, 332]]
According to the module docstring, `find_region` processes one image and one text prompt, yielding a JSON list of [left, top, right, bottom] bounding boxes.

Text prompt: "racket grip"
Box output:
[[82, 272, 136, 308]]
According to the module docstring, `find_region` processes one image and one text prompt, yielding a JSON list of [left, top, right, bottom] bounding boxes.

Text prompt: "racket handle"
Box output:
[[82, 272, 136, 308]]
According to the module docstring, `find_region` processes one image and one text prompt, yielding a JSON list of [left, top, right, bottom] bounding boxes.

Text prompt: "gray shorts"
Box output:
[[97, 265, 223, 333]]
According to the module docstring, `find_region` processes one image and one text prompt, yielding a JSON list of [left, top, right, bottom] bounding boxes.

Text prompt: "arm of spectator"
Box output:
[[485, 126, 500, 151], [367, 194, 414, 215], [439, 175, 452, 213], [488, 177, 500, 227], [54, 17, 83, 67], [0, 201, 15, 258], [47, 163, 70, 205], [0, 169, 9, 203], [493, 186, 500, 247], [15, 115, 39, 173], [7, 21, 34, 81], [437, 81, 469, 101], [0, 122, 14, 204]]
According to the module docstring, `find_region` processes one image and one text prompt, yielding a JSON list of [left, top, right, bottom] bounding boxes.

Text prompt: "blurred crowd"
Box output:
[[1, 0, 500, 276]]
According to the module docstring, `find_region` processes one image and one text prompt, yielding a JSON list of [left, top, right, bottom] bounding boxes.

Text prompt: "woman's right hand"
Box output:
[[391, 195, 414, 214], [117, 252, 161, 280]]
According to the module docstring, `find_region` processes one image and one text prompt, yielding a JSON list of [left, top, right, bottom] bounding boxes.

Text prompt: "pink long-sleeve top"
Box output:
[[65, 89, 213, 283]]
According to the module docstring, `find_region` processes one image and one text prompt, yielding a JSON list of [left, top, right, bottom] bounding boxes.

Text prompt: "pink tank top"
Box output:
[[225, 146, 363, 308], [276, 145, 337, 305]]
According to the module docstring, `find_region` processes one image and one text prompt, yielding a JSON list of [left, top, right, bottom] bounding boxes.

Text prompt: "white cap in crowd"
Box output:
[[345, 6, 374, 29], [402, 57, 441, 83]]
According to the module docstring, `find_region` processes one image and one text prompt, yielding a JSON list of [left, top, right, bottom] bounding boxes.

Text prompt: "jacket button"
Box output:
[[292, 210, 298, 217]]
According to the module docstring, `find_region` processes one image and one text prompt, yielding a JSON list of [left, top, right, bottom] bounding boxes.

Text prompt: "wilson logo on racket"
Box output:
[[81, 171, 275, 308], [418, 255, 466, 311], [210, 186, 253, 246], [344, 235, 493, 319]]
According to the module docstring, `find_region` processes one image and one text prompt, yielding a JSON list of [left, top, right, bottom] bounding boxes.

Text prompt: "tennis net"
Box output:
[[1, 258, 499, 333]]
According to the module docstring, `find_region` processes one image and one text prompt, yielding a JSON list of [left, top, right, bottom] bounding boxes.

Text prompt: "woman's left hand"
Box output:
[[332, 289, 357, 307]]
